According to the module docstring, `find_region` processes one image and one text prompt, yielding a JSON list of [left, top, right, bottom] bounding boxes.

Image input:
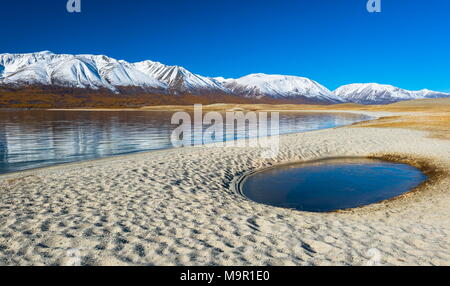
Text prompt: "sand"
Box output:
[[0, 110, 449, 266]]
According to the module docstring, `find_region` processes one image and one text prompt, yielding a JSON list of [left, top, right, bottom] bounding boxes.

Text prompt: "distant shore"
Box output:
[[43, 97, 450, 111]]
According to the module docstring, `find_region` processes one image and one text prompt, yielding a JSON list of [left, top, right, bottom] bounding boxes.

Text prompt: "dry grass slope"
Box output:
[[0, 86, 333, 109]]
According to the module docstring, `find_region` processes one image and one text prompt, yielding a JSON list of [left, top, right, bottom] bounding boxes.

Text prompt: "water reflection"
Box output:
[[0, 110, 371, 174]]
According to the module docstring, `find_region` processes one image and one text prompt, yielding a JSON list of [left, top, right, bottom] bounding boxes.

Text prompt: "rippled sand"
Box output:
[[0, 113, 449, 265]]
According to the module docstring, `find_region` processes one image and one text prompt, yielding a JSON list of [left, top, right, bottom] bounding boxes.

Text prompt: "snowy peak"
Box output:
[[1, 52, 336, 100], [221, 73, 342, 103], [333, 83, 450, 104], [0, 52, 223, 93], [2, 52, 449, 105], [132, 60, 228, 93]]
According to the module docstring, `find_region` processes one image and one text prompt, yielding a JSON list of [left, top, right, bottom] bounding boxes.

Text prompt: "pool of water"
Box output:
[[240, 158, 427, 212], [0, 110, 371, 174]]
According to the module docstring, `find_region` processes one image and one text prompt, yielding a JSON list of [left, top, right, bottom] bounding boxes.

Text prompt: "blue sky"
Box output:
[[1, 0, 449, 91]]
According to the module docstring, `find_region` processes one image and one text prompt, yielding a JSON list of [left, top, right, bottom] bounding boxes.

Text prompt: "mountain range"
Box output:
[[1, 51, 449, 106]]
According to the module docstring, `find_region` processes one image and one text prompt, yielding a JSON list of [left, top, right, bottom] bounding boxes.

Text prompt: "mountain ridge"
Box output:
[[1, 51, 449, 106], [332, 83, 450, 104]]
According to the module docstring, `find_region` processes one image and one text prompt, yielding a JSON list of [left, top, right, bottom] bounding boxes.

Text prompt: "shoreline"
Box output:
[[0, 109, 383, 179], [0, 108, 449, 265]]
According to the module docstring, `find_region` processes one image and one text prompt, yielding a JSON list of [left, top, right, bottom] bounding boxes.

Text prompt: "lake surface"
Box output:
[[0, 110, 371, 174], [241, 158, 427, 212]]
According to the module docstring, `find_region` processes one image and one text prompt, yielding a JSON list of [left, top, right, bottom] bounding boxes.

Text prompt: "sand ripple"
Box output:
[[0, 126, 449, 265]]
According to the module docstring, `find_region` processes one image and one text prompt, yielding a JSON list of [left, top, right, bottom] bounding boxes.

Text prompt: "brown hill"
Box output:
[[0, 86, 334, 109]]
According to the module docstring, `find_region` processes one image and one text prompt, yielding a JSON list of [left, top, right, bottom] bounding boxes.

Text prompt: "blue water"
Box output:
[[241, 158, 426, 212], [0, 110, 371, 174]]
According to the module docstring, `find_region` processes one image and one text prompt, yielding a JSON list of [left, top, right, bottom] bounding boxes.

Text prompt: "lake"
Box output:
[[0, 110, 371, 174]]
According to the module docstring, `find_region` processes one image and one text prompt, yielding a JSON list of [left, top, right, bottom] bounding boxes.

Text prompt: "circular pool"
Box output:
[[240, 158, 427, 212]]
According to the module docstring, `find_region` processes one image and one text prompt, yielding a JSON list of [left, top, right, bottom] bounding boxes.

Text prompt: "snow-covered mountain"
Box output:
[[218, 73, 343, 103], [1, 52, 449, 105], [0, 52, 340, 102], [0, 51, 163, 91], [332, 83, 450, 104], [0, 52, 344, 103], [132, 61, 228, 94], [0, 51, 226, 94]]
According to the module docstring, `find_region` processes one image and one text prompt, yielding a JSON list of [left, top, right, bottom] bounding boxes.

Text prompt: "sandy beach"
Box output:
[[0, 105, 449, 266]]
